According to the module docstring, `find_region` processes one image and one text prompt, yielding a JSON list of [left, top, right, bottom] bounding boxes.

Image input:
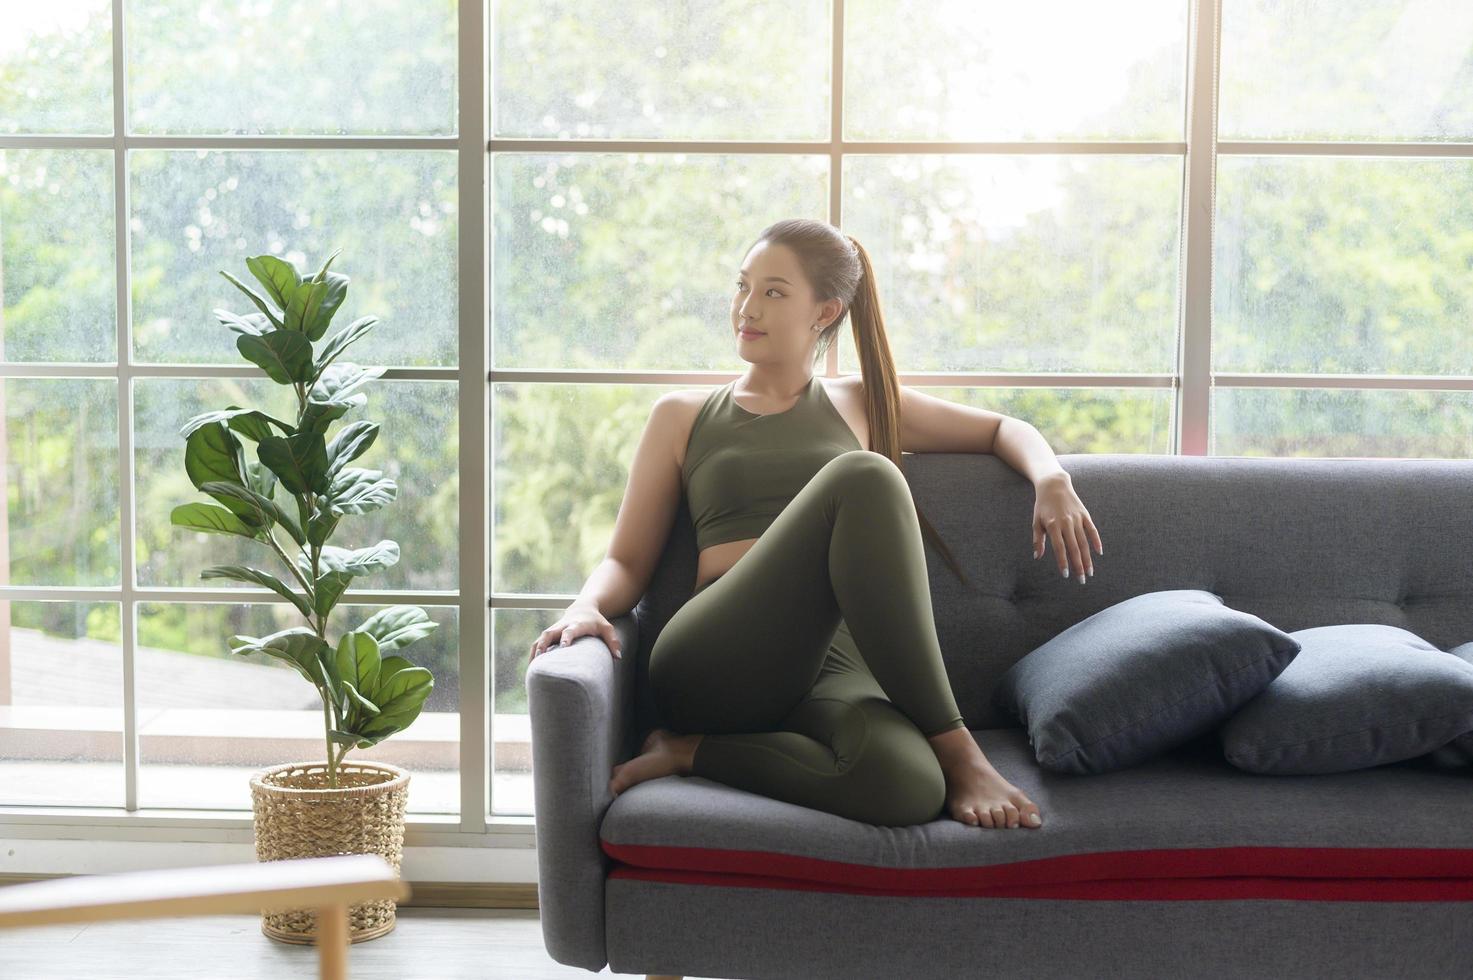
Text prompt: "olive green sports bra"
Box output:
[[682, 374, 863, 552]]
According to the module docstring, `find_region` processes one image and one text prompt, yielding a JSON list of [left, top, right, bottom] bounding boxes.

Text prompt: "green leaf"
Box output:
[[245, 255, 301, 313], [303, 271, 350, 342], [203, 565, 314, 619], [185, 424, 263, 529], [312, 315, 377, 381], [335, 631, 382, 701], [358, 666, 433, 735], [170, 503, 259, 539], [198, 480, 305, 546], [229, 410, 294, 443], [180, 407, 288, 441], [229, 627, 330, 688], [284, 276, 329, 334], [356, 606, 438, 654], [236, 330, 314, 385], [185, 422, 245, 490], [310, 363, 384, 402], [306, 507, 340, 547], [323, 468, 396, 517], [258, 431, 330, 495], [313, 248, 343, 281], [317, 540, 400, 577], [342, 680, 381, 718], [181, 406, 292, 444], [299, 393, 364, 435], [377, 654, 415, 682], [327, 729, 360, 746], [314, 569, 353, 618], [325, 421, 379, 480], [214, 308, 272, 337], [374, 666, 433, 711], [218, 269, 285, 330], [244, 460, 278, 501]]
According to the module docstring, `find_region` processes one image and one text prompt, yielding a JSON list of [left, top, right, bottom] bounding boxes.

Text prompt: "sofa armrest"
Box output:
[[524, 611, 639, 972]]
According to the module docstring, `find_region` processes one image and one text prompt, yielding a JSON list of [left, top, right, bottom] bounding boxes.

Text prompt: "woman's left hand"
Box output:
[[1032, 473, 1102, 582]]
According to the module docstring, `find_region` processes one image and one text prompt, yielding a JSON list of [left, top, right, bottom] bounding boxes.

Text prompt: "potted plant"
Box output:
[[170, 248, 436, 944]]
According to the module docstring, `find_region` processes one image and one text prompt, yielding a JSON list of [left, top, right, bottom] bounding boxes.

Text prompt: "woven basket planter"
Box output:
[[249, 759, 410, 944]]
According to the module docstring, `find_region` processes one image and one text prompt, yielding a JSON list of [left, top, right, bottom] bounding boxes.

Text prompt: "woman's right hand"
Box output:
[[529, 605, 624, 662]]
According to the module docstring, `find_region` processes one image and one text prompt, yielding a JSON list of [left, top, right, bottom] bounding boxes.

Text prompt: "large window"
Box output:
[[3, 1, 1472, 844], [0, 0, 485, 836]]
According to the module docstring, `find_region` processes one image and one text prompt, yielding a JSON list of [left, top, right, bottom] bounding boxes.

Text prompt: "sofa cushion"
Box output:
[[1426, 641, 1473, 768], [599, 728, 1473, 901], [1218, 625, 1473, 776], [991, 590, 1301, 774]]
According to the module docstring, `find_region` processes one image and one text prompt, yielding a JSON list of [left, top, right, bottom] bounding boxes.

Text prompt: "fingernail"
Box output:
[[1077, 573, 1086, 584], [1028, 813, 1041, 826], [1062, 566, 1069, 578]]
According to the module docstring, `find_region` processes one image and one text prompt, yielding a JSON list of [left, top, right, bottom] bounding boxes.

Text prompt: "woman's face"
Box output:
[[731, 240, 842, 365]]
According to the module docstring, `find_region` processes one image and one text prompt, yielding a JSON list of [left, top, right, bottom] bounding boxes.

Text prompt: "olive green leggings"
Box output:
[[648, 450, 967, 827]]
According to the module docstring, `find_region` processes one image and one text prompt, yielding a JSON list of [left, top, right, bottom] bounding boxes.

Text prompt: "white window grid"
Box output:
[[0, 0, 1470, 848]]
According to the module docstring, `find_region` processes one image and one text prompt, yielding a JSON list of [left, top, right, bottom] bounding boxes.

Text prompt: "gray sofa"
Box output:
[[526, 452, 1473, 979]]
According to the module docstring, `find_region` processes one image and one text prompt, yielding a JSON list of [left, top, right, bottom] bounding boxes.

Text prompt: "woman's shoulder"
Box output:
[[665, 386, 728, 472]]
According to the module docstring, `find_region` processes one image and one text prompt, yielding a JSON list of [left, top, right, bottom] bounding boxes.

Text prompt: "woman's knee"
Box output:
[[844, 704, 948, 826], [816, 449, 911, 500]]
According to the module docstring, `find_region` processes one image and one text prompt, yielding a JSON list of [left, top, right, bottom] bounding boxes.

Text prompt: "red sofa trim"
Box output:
[[600, 842, 1473, 901]]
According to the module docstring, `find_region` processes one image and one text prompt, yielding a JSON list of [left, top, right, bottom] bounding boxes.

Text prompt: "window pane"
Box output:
[[840, 154, 1183, 374], [0, 1, 113, 136], [0, 149, 118, 362], [491, 608, 546, 817], [845, 0, 1186, 141], [492, 0, 830, 140], [491, 153, 828, 369], [125, 0, 456, 135], [135, 379, 458, 591], [129, 149, 457, 366], [2, 379, 120, 586], [1213, 388, 1473, 458], [893, 387, 1175, 456], [136, 601, 459, 814], [0, 600, 123, 807], [1215, 156, 1473, 376], [1221, 0, 1473, 142], [493, 383, 673, 595]]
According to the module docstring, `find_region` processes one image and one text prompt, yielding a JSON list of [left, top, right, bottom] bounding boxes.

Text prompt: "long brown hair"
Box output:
[[750, 218, 980, 595]]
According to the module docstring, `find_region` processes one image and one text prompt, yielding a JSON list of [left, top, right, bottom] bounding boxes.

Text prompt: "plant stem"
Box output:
[[266, 531, 315, 597], [321, 689, 337, 789]]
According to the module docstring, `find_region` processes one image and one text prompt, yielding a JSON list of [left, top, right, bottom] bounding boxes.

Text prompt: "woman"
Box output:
[[530, 218, 1103, 829]]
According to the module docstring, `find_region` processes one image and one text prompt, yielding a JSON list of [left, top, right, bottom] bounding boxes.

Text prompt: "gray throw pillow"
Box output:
[[1220, 626, 1473, 775], [992, 590, 1301, 775], [1424, 640, 1473, 770]]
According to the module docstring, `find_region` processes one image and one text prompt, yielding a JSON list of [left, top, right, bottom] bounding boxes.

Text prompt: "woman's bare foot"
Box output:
[[927, 728, 1043, 829], [609, 728, 702, 798], [940, 758, 1043, 829]]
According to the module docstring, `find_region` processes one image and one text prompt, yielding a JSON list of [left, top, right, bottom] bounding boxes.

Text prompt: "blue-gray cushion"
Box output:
[[1220, 626, 1473, 775], [991, 589, 1301, 775], [1423, 640, 1473, 770]]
